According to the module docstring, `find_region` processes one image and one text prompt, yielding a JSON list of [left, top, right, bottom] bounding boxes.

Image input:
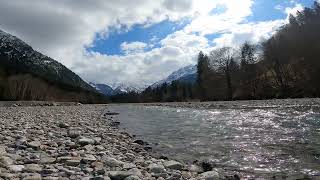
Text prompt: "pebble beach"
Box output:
[[0, 104, 230, 180]]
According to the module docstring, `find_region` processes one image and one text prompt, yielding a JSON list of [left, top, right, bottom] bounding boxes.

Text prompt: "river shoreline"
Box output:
[[0, 104, 231, 180], [142, 98, 320, 110]]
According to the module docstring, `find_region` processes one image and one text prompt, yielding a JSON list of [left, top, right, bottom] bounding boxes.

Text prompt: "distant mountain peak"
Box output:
[[150, 65, 197, 88], [90, 82, 144, 96]]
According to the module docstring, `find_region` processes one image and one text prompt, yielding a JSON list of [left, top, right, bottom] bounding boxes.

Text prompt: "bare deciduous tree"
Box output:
[[210, 47, 238, 100]]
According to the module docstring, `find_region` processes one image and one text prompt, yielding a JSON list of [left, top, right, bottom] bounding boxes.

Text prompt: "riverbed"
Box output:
[[108, 99, 320, 179]]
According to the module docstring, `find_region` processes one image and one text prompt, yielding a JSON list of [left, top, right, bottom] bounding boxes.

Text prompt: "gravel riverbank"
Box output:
[[0, 105, 234, 180]]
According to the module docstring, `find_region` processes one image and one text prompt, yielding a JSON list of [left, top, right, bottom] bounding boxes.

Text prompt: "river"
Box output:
[[108, 99, 320, 178]]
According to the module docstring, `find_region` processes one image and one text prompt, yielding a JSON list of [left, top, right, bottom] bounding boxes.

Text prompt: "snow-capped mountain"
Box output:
[[0, 29, 94, 92], [150, 65, 198, 88], [111, 83, 146, 94], [90, 82, 144, 96], [89, 83, 115, 96]]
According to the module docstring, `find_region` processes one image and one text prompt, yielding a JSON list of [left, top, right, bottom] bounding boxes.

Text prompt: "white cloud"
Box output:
[[184, 0, 254, 35], [275, 4, 283, 11], [285, 3, 304, 19], [120, 41, 147, 54], [0, 0, 294, 88], [213, 20, 286, 48]]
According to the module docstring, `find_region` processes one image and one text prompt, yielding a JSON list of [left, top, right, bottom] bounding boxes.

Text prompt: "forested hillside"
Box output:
[[0, 30, 107, 103]]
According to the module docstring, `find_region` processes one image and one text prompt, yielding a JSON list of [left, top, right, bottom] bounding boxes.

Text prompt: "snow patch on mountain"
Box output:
[[151, 65, 197, 88]]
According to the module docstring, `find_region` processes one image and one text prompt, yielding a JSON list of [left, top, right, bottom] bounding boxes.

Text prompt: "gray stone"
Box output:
[[0, 172, 16, 179], [0, 156, 13, 166], [124, 175, 141, 180], [148, 164, 165, 173], [27, 141, 41, 149], [103, 156, 123, 167], [93, 137, 102, 144], [108, 171, 132, 180], [82, 154, 97, 163], [58, 122, 70, 128], [0, 146, 6, 155], [78, 137, 95, 146], [164, 160, 183, 170], [39, 156, 56, 164], [188, 164, 204, 173], [66, 159, 81, 166], [24, 164, 42, 172], [198, 171, 220, 180], [68, 129, 81, 138], [122, 163, 136, 170], [21, 173, 42, 180]]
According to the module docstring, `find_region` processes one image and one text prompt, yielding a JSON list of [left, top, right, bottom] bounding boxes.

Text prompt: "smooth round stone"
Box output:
[[148, 164, 166, 174], [78, 137, 95, 146], [68, 129, 81, 138], [24, 164, 42, 172], [163, 160, 183, 170]]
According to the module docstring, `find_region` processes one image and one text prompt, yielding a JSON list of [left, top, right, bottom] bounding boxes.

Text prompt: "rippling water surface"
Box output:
[[108, 99, 320, 178]]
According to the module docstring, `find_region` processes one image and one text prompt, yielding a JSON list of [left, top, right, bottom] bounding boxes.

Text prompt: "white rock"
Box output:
[[8, 165, 25, 172], [188, 164, 204, 173]]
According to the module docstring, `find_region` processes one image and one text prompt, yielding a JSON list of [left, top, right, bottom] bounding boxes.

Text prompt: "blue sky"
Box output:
[[88, 0, 315, 56], [1, 0, 317, 88]]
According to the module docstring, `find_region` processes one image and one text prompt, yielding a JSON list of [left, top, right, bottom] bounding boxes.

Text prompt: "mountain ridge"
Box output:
[[0, 29, 105, 102], [150, 65, 197, 89]]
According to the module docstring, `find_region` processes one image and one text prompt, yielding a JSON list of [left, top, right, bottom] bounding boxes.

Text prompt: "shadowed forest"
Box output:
[[112, 2, 320, 103]]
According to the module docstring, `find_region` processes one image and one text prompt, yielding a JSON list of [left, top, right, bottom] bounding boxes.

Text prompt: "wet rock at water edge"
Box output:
[[110, 121, 121, 127], [104, 112, 120, 116], [143, 146, 152, 151], [133, 140, 145, 145], [200, 159, 217, 172]]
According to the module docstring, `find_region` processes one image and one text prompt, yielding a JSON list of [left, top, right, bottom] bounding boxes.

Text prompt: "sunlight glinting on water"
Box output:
[[110, 101, 320, 178]]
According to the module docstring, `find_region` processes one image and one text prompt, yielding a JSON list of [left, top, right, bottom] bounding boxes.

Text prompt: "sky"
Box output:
[[0, 0, 317, 89]]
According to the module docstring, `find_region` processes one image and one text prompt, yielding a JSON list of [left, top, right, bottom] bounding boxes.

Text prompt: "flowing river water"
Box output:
[[107, 99, 320, 179]]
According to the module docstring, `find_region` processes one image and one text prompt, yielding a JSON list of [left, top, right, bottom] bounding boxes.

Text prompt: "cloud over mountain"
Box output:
[[0, 0, 307, 88]]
